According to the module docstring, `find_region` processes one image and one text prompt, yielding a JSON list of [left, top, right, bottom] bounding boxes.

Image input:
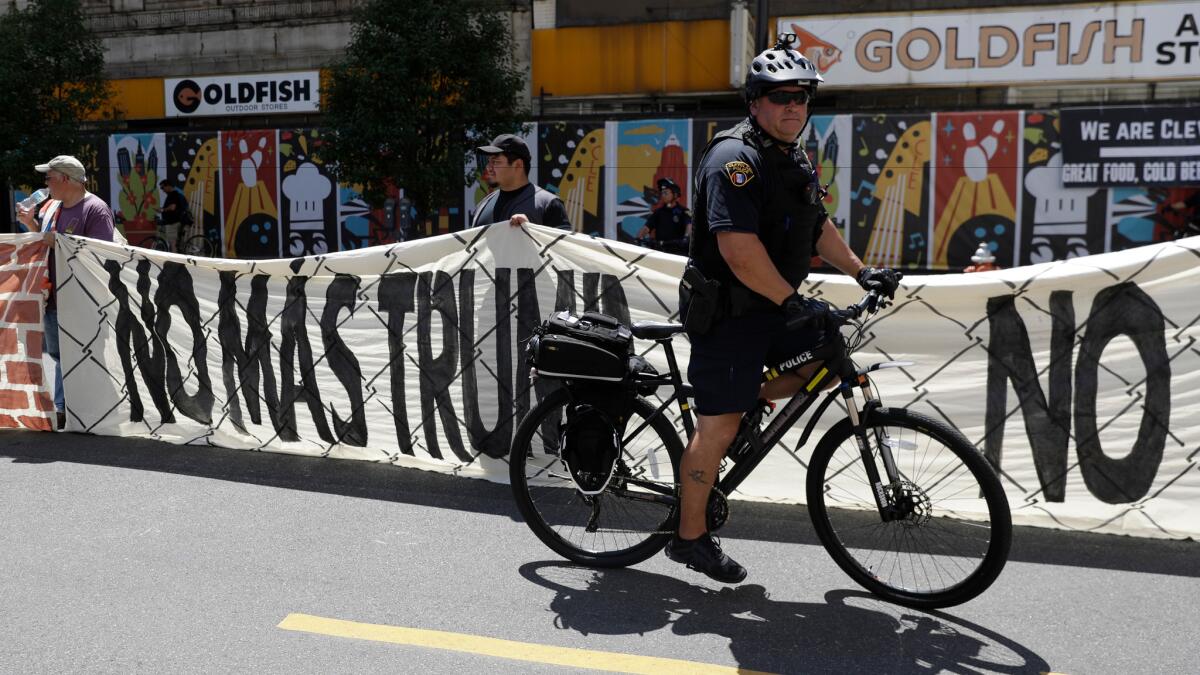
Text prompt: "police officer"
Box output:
[[636, 177, 692, 255], [471, 134, 571, 230], [666, 35, 902, 583]]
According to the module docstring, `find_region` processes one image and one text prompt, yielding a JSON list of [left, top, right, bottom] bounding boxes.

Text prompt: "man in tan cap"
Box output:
[[33, 154, 87, 183], [15, 155, 115, 430]]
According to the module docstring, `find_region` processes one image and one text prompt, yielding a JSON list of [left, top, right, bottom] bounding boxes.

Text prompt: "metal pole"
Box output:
[[755, 0, 769, 53]]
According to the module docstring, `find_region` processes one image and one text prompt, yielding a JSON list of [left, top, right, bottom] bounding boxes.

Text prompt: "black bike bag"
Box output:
[[529, 311, 634, 382], [544, 311, 632, 352]]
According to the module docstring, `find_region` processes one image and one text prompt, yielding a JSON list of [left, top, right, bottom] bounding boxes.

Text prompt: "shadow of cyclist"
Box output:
[[519, 561, 1049, 674]]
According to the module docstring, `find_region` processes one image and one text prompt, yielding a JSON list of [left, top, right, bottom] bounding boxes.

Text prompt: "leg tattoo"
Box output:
[[688, 469, 709, 486]]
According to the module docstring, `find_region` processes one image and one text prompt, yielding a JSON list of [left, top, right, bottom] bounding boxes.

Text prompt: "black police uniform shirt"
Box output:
[[645, 202, 691, 242], [691, 118, 825, 296], [470, 182, 570, 230]]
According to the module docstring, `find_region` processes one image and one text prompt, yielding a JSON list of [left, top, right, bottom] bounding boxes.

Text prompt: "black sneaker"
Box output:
[[665, 533, 747, 583]]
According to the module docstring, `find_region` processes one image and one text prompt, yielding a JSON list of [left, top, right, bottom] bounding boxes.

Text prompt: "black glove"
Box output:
[[856, 267, 902, 299], [780, 292, 832, 332]]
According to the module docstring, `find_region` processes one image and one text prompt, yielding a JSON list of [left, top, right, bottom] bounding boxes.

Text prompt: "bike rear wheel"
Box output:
[[807, 407, 1011, 608], [180, 234, 214, 257], [509, 386, 683, 568]]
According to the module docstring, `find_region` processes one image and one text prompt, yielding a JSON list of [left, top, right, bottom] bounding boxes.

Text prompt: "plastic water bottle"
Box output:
[[17, 188, 49, 211]]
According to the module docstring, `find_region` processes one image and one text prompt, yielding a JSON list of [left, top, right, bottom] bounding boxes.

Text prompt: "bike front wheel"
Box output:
[[509, 386, 684, 568], [138, 235, 171, 252], [806, 407, 1012, 608]]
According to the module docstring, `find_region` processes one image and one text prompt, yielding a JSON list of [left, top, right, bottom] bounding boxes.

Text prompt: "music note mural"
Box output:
[[612, 119, 691, 243], [931, 111, 1020, 270], [849, 114, 933, 269], [538, 122, 606, 237], [166, 132, 222, 253]]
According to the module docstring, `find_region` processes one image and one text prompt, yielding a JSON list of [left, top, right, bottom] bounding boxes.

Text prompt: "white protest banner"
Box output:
[[55, 227, 1200, 539], [0, 234, 55, 431]]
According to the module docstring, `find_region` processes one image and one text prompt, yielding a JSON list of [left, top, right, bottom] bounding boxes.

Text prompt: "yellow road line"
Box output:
[[278, 613, 774, 675]]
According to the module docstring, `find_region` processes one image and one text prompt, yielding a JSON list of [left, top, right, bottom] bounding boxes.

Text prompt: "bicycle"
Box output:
[[509, 291, 1012, 609], [137, 233, 172, 252], [179, 233, 215, 257]]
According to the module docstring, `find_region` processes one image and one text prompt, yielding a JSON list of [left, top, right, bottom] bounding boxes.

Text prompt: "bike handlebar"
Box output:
[[830, 290, 888, 326], [781, 290, 888, 332]]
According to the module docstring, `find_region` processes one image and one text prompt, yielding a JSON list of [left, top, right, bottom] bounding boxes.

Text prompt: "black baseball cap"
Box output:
[[657, 177, 681, 193], [477, 134, 531, 164]]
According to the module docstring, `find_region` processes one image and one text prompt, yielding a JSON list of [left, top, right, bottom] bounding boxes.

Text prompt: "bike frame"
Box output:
[[624, 303, 911, 520]]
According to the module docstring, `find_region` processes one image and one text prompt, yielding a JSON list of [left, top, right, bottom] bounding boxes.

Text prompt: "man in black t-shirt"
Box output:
[[158, 179, 188, 251], [470, 134, 570, 231]]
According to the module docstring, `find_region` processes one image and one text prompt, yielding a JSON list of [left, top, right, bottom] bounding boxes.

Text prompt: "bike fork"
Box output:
[[844, 376, 902, 520]]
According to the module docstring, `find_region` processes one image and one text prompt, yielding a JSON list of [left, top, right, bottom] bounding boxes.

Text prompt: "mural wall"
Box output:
[[609, 119, 690, 243], [538, 122, 606, 237], [931, 111, 1020, 270], [166, 132, 222, 254], [850, 114, 933, 269], [10, 107, 1199, 267], [1019, 110, 1107, 264], [804, 114, 853, 239], [279, 129, 337, 256], [109, 133, 166, 245], [220, 130, 280, 259]]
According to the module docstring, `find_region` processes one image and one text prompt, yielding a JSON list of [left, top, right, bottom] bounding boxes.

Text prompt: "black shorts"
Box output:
[[688, 310, 831, 416]]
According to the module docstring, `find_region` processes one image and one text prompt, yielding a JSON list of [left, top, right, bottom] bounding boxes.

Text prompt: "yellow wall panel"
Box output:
[[533, 20, 732, 97], [88, 78, 164, 121]]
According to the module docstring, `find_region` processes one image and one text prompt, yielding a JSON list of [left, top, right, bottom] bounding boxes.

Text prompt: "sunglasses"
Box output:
[[764, 89, 812, 106]]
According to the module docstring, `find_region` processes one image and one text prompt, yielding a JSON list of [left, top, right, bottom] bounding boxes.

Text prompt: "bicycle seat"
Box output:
[[631, 321, 684, 340]]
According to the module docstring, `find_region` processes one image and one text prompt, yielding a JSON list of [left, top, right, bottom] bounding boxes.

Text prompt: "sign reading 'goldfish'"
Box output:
[[779, 1, 1198, 88]]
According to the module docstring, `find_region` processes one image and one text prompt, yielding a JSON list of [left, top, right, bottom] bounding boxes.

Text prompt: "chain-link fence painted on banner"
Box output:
[[51, 225, 1200, 539]]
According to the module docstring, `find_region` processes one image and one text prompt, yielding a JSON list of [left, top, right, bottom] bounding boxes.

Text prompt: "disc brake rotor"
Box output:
[[893, 480, 932, 527]]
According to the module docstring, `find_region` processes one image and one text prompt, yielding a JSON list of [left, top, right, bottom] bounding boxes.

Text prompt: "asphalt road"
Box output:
[[2, 429, 1197, 674]]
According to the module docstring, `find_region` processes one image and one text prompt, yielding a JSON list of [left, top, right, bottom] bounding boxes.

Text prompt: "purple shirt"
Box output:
[[51, 193, 115, 240], [45, 193, 115, 309]]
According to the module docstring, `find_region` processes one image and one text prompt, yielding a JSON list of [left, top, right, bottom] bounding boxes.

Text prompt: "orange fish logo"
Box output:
[[789, 24, 842, 73]]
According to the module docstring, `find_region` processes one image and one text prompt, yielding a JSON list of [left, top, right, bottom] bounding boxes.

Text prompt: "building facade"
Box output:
[[7, 0, 1198, 267]]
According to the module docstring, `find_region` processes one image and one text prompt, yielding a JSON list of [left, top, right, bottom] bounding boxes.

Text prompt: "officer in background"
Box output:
[[636, 177, 692, 255], [471, 134, 571, 230], [667, 35, 902, 583]]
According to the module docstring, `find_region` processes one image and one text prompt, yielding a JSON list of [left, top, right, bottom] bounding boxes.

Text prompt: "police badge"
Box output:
[[724, 161, 755, 187]]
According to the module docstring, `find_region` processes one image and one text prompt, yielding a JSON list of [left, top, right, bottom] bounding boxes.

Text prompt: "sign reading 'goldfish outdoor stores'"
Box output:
[[779, 1, 1199, 88]]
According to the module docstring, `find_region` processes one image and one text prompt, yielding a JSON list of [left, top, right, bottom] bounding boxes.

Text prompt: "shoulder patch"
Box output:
[[724, 160, 755, 188]]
